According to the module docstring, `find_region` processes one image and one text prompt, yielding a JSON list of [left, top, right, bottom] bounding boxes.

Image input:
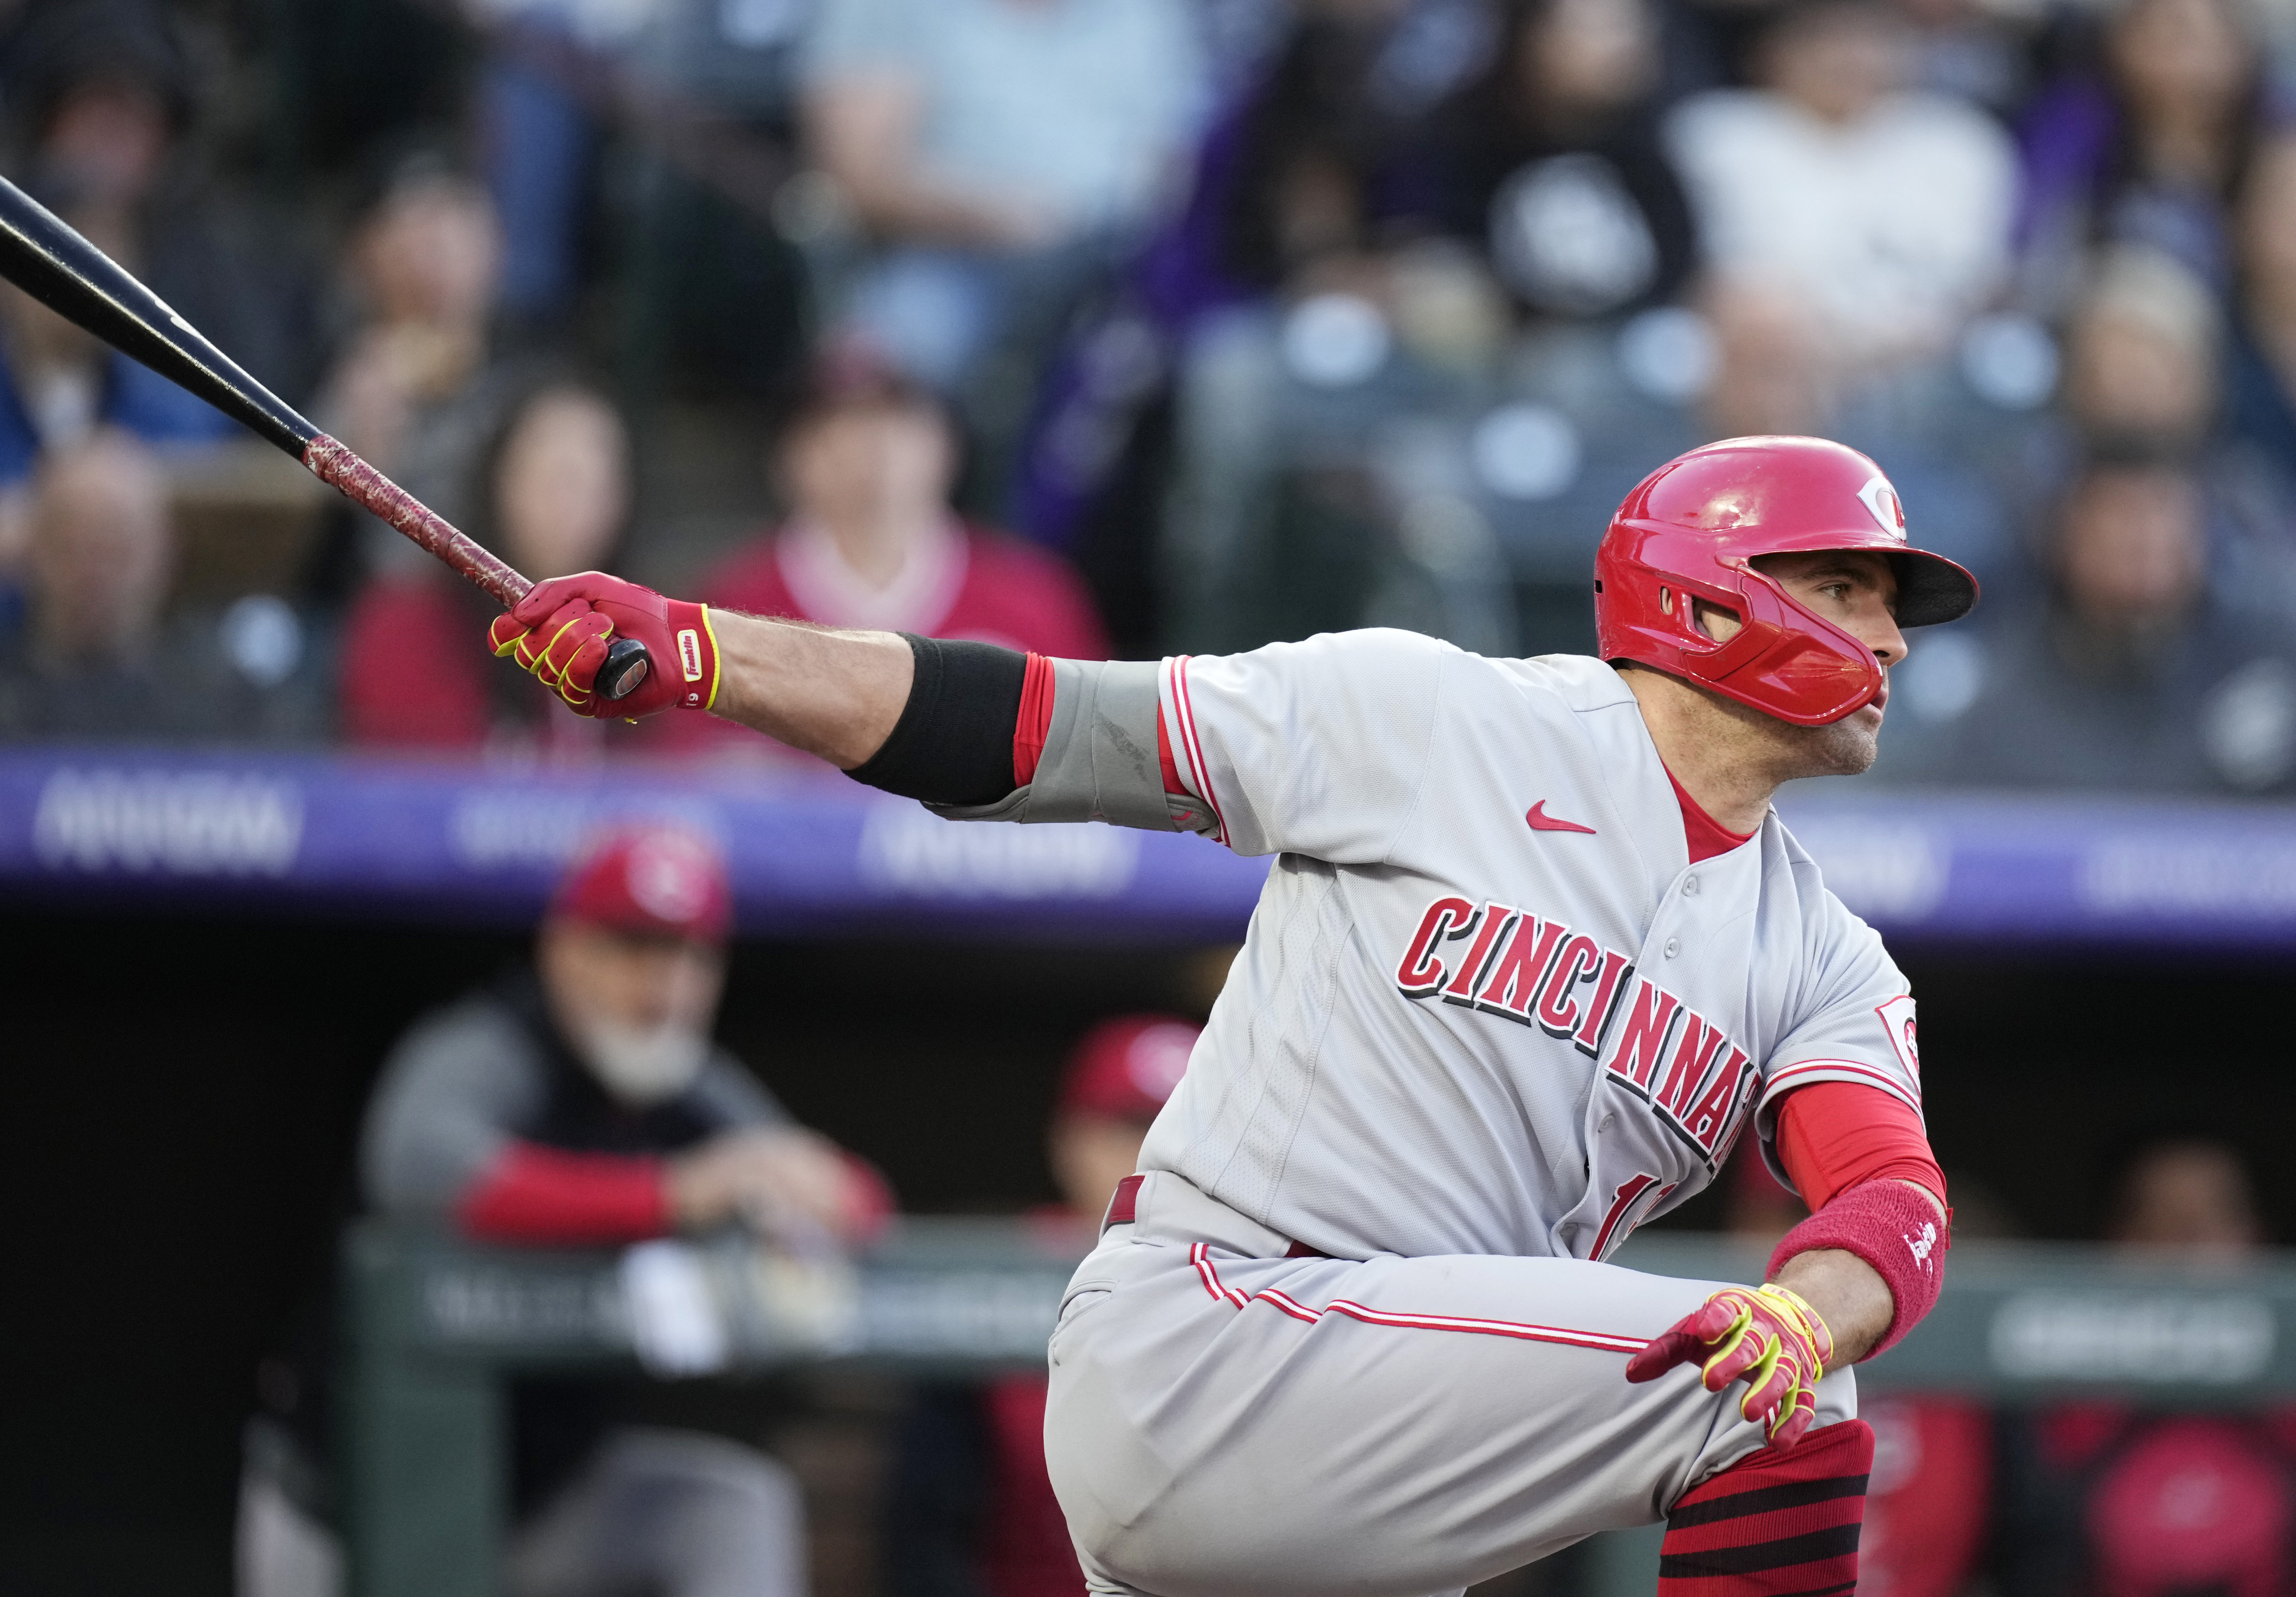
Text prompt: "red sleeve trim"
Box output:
[[1776, 1081, 1945, 1214], [455, 1141, 674, 1244], [1014, 652, 1056, 786], [1165, 656, 1229, 842], [1156, 704, 1186, 796]]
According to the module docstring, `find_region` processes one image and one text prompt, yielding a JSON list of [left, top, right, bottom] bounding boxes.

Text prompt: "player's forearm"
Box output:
[[706, 611, 914, 767], [1772, 1247, 1891, 1365], [1773, 1178, 1947, 1365]]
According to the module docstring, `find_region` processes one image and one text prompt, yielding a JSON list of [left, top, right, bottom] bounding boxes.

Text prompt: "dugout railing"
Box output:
[[340, 1221, 2296, 1597]]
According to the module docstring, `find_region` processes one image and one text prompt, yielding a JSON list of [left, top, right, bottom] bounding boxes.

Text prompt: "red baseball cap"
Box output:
[[549, 825, 732, 943], [1058, 1016, 1200, 1123]]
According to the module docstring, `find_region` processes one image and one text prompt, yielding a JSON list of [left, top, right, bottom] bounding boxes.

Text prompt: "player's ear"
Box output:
[[1691, 597, 1743, 643]]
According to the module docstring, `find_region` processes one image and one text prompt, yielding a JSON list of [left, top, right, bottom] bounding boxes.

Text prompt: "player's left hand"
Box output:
[[488, 571, 719, 719], [1624, 1283, 1836, 1451]]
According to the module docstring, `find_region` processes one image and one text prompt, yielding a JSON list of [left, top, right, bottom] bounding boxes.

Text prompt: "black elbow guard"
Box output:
[[846, 634, 1028, 807]]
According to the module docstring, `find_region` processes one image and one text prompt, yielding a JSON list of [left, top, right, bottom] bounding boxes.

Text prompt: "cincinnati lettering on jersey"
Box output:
[[1393, 895, 1758, 1170]]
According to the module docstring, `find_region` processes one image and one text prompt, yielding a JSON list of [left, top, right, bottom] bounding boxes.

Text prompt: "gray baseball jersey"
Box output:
[[951, 628, 1922, 1249], [937, 628, 1919, 1593]]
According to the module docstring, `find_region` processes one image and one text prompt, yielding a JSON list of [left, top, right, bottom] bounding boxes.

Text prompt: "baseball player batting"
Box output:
[[491, 435, 1964, 1595]]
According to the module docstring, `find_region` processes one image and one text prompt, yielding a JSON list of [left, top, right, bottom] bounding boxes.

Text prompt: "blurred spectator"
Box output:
[[2014, 0, 2284, 307], [476, 0, 815, 332], [1889, 455, 2296, 792], [338, 375, 634, 756], [359, 827, 889, 1597], [1667, 0, 2016, 394], [314, 148, 513, 562], [2225, 135, 2296, 465], [0, 430, 326, 742], [1153, 4, 1534, 655], [1205, 1, 1431, 301], [2062, 244, 2220, 452], [0, 0, 313, 494], [1997, 1135, 2296, 1597], [800, 0, 1207, 495], [2048, 244, 2296, 616], [885, 1015, 1198, 1597], [1898, 0, 2035, 116], [1718, 1145, 1991, 1597], [668, 348, 1109, 759], [1011, 0, 1486, 645], [1437, 0, 1696, 324]]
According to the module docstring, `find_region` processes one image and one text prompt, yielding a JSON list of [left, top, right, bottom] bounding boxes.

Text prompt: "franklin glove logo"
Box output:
[[678, 628, 704, 683]]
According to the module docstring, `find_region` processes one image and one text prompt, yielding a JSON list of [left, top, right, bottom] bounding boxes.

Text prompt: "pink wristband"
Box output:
[[1766, 1178, 1948, 1359]]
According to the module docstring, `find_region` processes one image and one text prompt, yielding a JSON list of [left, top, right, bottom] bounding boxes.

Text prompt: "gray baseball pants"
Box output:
[[1045, 1172, 1858, 1597]]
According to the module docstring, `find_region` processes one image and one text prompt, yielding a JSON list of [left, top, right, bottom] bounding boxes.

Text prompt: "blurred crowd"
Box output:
[[0, 0, 2295, 793]]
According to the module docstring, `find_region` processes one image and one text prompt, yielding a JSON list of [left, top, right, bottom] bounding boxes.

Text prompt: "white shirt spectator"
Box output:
[[1666, 89, 2015, 363], [803, 0, 1206, 236]]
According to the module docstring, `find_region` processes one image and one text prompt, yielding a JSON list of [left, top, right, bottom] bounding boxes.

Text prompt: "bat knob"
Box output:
[[597, 638, 651, 702]]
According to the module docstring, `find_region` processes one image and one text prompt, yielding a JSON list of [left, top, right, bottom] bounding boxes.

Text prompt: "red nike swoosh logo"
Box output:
[[1526, 801, 1597, 835]]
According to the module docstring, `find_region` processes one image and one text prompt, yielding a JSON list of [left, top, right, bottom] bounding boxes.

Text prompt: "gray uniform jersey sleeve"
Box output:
[[361, 997, 548, 1220], [929, 657, 1209, 832], [1752, 868, 1924, 1189], [1159, 631, 1452, 860], [928, 633, 1451, 856]]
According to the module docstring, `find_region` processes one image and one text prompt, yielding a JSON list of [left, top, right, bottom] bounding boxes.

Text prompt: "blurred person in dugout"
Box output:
[[662, 346, 1108, 762], [338, 373, 637, 756], [358, 826, 890, 1597], [1996, 1135, 2296, 1596], [797, 0, 1206, 500], [0, 428, 326, 741], [1662, 0, 2016, 436], [1721, 1146, 1990, 1597], [884, 1015, 1199, 1597]]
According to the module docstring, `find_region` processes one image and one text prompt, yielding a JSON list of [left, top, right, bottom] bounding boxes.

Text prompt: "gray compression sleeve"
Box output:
[[927, 658, 1216, 832]]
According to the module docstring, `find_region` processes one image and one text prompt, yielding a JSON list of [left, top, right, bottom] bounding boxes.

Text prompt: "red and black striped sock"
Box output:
[[1657, 1418, 1873, 1597]]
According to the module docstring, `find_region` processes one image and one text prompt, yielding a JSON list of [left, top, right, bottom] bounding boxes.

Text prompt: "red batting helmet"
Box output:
[[1593, 437, 1978, 726]]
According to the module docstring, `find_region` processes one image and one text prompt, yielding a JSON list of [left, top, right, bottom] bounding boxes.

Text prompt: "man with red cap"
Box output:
[[485, 437, 1971, 1593], [361, 824, 886, 1597]]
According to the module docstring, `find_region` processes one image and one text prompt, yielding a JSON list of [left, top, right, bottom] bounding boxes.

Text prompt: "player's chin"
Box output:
[[1801, 708, 1882, 777]]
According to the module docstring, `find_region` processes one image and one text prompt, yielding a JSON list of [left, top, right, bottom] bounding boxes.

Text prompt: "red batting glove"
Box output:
[[1624, 1283, 1836, 1451], [488, 571, 720, 719]]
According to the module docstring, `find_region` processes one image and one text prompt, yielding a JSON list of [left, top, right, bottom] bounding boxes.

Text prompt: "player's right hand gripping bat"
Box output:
[[0, 174, 652, 701]]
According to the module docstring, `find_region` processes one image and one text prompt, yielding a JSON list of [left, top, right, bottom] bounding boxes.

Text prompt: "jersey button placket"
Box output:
[[1663, 937, 1680, 958]]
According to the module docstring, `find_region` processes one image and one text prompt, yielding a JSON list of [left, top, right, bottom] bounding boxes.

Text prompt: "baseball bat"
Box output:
[[0, 174, 651, 700]]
